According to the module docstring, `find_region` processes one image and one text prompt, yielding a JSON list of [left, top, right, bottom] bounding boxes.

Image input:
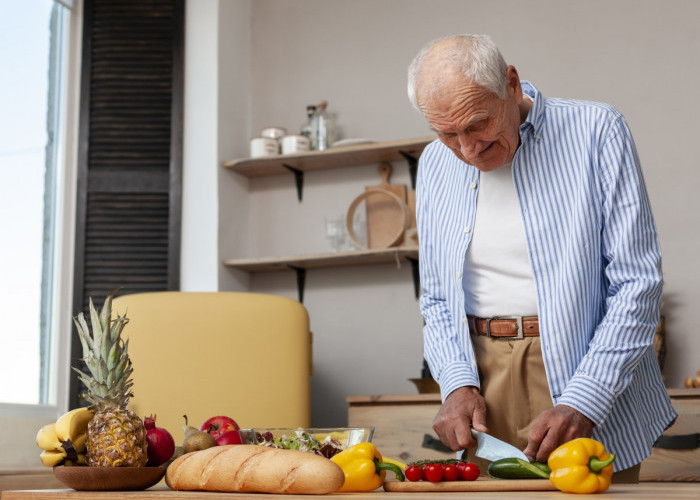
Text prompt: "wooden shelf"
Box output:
[[224, 246, 418, 272], [222, 138, 429, 300], [222, 137, 434, 178], [224, 247, 420, 302]]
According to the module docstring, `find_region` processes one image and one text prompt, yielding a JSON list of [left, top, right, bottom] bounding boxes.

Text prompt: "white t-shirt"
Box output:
[[462, 163, 538, 317]]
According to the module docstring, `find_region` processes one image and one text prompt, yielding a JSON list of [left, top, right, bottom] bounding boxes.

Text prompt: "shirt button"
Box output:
[[535, 134, 541, 141], [470, 182, 477, 189], [464, 226, 471, 233], [462, 317, 468, 324], [456, 271, 462, 279]]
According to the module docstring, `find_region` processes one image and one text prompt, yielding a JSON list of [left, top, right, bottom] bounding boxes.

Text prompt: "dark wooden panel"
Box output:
[[70, 0, 183, 409]]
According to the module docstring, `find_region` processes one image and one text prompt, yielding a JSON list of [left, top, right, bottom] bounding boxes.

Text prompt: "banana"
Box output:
[[37, 407, 94, 467], [40, 450, 66, 467], [72, 432, 87, 453], [55, 407, 94, 443], [36, 423, 62, 451]]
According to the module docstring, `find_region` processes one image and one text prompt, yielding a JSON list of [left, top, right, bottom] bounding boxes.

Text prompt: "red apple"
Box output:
[[200, 415, 239, 441], [215, 430, 243, 445]]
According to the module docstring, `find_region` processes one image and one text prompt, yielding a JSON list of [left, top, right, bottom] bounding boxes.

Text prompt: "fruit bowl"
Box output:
[[52, 465, 166, 491], [239, 427, 374, 457]]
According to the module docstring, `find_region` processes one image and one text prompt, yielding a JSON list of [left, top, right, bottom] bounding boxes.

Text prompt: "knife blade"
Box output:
[[472, 430, 529, 462]]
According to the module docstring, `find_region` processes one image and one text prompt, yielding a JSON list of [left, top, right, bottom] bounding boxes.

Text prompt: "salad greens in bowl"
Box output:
[[238, 427, 374, 458]]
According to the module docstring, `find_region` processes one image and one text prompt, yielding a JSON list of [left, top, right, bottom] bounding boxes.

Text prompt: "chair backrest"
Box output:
[[111, 291, 311, 439]]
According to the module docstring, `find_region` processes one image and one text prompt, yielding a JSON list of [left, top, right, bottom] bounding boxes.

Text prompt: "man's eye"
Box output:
[[467, 121, 487, 133]]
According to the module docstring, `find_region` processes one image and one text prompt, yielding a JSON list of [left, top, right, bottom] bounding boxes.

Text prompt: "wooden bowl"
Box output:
[[53, 465, 166, 491]]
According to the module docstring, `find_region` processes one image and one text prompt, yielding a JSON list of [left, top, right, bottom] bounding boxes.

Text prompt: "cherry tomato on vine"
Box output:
[[456, 461, 480, 481], [423, 463, 444, 482], [404, 465, 423, 482], [441, 463, 459, 481]]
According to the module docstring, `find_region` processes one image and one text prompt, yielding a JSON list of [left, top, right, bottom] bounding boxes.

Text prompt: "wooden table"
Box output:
[[2, 483, 700, 500]]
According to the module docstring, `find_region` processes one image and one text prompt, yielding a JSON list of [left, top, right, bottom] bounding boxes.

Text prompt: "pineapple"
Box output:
[[73, 291, 147, 467]]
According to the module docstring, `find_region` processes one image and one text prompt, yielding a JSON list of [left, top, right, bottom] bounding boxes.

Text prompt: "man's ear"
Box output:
[[506, 65, 522, 100]]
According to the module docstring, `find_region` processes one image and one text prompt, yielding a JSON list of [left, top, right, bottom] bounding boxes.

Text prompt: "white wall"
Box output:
[[185, 0, 700, 426], [181, 0, 222, 291]]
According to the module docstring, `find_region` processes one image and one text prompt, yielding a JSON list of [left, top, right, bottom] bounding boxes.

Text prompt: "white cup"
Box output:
[[261, 127, 287, 140], [281, 134, 311, 155], [250, 137, 279, 158]]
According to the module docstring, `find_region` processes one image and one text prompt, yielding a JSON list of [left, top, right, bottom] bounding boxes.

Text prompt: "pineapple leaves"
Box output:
[[89, 296, 104, 357], [98, 290, 116, 339], [74, 313, 94, 353], [73, 291, 136, 409]]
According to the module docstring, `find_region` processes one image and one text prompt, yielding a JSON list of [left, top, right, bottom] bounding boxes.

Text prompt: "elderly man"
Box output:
[[408, 34, 676, 482]]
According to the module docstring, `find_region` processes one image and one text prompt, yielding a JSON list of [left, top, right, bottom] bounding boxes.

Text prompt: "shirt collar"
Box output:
[[520, 80, 544, 135]]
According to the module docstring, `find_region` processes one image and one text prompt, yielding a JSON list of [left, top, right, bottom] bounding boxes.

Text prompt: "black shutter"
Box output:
[[70, 0, 184, 408]]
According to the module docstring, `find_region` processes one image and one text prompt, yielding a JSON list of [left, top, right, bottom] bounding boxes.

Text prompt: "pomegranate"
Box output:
[[144, 415, 175, 466]]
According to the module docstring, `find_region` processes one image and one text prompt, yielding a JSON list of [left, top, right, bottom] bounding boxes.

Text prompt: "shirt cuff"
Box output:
[[556, 373, 616, 427], [436, 361, 480, 403]]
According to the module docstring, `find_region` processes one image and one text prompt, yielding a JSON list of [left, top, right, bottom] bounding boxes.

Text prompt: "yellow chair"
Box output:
[[111, 291, 311, 439]]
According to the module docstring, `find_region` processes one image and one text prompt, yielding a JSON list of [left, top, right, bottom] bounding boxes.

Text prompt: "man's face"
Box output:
[[419, 69, 523, 172]]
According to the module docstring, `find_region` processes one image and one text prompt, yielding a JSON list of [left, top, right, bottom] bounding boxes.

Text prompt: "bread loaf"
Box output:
[[165, 444, 345, 494]]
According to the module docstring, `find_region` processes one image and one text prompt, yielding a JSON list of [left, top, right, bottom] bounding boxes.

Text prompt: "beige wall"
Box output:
[[184, 0, 700, 426]]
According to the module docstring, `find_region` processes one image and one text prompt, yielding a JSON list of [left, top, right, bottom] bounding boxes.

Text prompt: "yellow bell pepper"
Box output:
[[330, 442, 405, 492], [547, 438, 616, 494]]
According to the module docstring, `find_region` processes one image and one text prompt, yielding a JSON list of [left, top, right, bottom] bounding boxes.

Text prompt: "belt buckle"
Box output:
[[489, 315, 524, 339]]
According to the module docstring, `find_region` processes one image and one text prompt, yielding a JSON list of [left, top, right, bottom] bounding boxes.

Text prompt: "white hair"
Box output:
[[407, 34, 508, 110]]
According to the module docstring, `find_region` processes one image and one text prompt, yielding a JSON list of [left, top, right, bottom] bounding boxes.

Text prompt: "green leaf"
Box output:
[[73, 316, 91, 356], [75, 313, 94, 353], [89, 297, 103, 358], [106, 339, 120, 370], [99, 290, 115, 337]]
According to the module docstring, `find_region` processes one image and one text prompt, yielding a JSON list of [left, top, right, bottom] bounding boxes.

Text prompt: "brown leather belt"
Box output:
[[468, 315, 539, 338]]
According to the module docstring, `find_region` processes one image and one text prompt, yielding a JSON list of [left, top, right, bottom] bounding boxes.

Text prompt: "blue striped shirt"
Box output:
[[416, 81, 677, 470]]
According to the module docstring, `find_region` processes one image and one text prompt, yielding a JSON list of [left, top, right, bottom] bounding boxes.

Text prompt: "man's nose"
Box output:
[[457, 131, 480, 159]]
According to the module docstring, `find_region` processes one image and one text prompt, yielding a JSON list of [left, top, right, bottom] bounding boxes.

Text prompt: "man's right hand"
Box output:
[[432, 386, 488, 451]]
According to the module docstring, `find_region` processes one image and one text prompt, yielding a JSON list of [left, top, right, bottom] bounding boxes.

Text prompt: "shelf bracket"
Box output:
[[283, 164, 304, 201], [288, 265, 306, 303], [406, 256, 420, 300], [399, 150, 419, 190]]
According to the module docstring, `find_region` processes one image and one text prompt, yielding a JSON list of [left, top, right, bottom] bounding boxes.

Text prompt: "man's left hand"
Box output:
[[523, 404, 594, 462]]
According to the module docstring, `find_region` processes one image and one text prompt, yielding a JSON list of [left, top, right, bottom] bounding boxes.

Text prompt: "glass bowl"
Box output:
[[239, 427, 374, 458]]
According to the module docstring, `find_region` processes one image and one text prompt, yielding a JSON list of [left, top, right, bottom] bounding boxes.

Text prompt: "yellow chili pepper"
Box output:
[[547, 438, 616, 494], [382, 456, 407, 470], [330, 442, 405, 492]]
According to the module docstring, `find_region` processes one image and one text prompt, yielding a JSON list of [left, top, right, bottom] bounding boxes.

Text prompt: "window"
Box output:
[[0, 0, 76, 411]]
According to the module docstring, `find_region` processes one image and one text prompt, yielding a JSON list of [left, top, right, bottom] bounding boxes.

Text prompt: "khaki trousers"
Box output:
[[465, 333, 640, 483]]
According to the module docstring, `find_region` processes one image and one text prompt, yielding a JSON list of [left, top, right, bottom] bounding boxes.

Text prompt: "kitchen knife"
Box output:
[[471, 430, 530, 462]]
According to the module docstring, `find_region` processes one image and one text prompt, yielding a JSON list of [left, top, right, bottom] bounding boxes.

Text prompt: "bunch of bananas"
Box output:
[[36, 407, 94, 467]]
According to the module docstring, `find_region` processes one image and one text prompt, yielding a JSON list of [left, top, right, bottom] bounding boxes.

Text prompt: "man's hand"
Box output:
[[523, 404, 594, 462], [432, 386, 488, 451]]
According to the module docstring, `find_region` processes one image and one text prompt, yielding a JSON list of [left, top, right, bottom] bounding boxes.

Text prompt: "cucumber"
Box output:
[[487, 458, 551, 479]]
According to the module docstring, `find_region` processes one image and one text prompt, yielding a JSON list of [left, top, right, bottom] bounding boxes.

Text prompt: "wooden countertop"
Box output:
[[3, 483, 700, 500], [346, 389, 700, 406], [346, 393, 441, 405]]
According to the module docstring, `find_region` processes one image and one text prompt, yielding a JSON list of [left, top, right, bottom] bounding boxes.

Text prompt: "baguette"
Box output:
[[165, 444, 345, 494]]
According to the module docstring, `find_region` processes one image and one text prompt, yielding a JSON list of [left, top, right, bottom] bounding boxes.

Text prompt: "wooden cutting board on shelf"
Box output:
[[365, 163, 408, 248], [383, 478, 557, 492]]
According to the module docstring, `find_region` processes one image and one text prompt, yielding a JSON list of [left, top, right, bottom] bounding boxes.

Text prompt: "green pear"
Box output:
[[182, 415, 216, 453]]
